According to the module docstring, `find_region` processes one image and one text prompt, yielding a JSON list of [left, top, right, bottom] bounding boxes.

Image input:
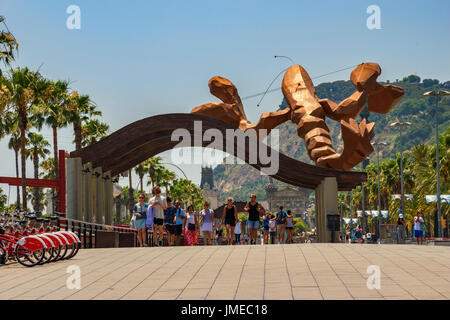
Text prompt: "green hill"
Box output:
[[213, 75, 450, 203]]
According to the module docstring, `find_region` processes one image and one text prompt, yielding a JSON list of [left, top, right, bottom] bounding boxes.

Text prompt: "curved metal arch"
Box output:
[[71, 113, 366, 190]]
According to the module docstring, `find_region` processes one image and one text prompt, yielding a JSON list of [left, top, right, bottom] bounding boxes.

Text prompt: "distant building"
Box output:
[[265, 179, 309, 217], [200, 166, 219, 210]]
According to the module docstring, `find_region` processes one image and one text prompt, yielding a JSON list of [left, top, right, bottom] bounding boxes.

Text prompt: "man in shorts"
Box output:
[[149, 186, 167, 247], [164, 197, 177, 246], [244, 194, 266, 245]]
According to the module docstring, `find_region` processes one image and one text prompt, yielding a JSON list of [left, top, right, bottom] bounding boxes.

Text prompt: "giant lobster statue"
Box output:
[[191, 63, 404, 171]]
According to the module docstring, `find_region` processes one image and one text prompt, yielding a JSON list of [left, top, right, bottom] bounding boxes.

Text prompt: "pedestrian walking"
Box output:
[[200, 202, 214, 246], [133, 193, 148, 247], [262, 211, 270, 244], [395, 214, 406, 244], [164, 197, 177, 246], [149, 186, 167, 247], [146, 198, 155, 246], [413, 212, 425, 245], [221, 197, 238, 245], [244, 194, 266, 245], [184, 205, 199, 246], [276, 206, 287, 244], [355, 226, 362, 243], [173, 201, 185, 245], [286, 210, 294, 243], [234, 220, 242, 244], [269, 214, 277, 244]]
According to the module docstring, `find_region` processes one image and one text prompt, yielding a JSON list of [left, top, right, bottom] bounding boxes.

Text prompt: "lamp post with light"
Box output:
[[372, 141, 388, 242], [423, 90, 450, 237], [390, 121, 411, 219]]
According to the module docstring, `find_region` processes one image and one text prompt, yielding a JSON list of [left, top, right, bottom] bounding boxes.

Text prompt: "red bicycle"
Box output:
[[0, 214, 81, 267]]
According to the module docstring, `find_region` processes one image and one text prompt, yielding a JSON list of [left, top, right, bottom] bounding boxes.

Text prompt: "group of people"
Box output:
[[342, 211, 427, 245], [131, 189, 297, 247], [395, 211, 425, 245]]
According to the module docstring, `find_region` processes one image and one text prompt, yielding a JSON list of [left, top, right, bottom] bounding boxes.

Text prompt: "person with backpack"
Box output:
[[276, 206, 287, 244]]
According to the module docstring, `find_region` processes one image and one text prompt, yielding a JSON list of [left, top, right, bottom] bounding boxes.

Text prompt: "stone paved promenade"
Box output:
[[1, 244, 450, 300]]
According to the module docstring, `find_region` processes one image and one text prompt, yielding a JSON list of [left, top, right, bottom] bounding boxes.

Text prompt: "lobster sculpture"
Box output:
[[191, 63, 404, 171]]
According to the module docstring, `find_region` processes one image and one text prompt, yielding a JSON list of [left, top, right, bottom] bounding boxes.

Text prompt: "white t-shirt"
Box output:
[[269, 220, 276, 231], [149, 195, 167, 219], [186, 212, 196, 224], [234, 222, 241, 234], [414, 216, 424, 230]]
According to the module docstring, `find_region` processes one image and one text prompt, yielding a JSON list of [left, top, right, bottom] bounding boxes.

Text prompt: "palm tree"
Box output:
[[156, 168, 176, 196], [169, 178, 205, 210], [128, 169, 134, 215], [40, 157, 56, 213], [0, 67, 47, 210], [0, 15, 19, 72], [80, 119, 109, 147], [26, 132, 50, 213], [41, 80, 70, 183], [145, 156, 163, 189], [8, 133, 21, 208], [0, 110, 20, 208], [134, 161, 150, 193], [0, 187, 7, 211], [66, 94, 100, 150], [39, 157, 56, 179]]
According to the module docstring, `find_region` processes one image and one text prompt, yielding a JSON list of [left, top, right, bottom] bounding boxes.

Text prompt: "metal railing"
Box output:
[[56, 212, 137, 249]]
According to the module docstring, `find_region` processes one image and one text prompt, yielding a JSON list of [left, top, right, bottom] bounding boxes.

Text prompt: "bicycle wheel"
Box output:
[[56, 244, 68, 261], [38, 247, 54, 265], [50, 245, 61, 262], [15, 246, 44, 267], [66, 242, 80, 259]]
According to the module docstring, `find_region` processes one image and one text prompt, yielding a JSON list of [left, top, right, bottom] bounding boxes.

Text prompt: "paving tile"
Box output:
[[2, 244, 449, 300]]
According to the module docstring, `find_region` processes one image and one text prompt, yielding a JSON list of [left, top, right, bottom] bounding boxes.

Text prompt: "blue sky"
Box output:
[[0, 0, 449, 201]]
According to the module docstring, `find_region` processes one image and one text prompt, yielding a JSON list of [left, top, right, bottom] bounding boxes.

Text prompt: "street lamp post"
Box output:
[[390, 121, 412, 220], [274, 55, 296, 65], [373, 141, 387, 243], [423, 90, 450, 238]]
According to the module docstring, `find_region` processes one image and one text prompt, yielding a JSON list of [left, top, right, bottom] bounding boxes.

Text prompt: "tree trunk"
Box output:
[[128, 169, 134, 215], [52, 125, 59, 212], [73, 122, 82, 151], [33, 152, 40, 214], [115, 196, 121, 225], [20, 117, 27, 211], [14, 149, 20, 209], [433, 209, 439, 238], [139, 174, 143, 193]]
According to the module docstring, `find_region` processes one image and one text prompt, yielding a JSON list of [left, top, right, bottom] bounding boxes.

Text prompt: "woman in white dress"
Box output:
[[200, 202, 214, 246]]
